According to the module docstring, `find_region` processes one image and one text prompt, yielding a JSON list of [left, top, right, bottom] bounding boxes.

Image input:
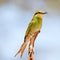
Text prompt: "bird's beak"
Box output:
[[43, 12, 47, 14]]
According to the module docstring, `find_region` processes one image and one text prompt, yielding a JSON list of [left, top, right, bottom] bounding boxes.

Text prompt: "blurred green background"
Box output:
[[0, 0, 60, 60]]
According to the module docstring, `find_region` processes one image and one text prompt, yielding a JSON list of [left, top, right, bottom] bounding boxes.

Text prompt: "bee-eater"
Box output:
[[15, 10, 47, 57]]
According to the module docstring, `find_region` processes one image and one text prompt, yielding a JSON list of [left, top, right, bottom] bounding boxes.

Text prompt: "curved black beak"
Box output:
[[43, 12, 47, 14], [34, 12, 47, 15]]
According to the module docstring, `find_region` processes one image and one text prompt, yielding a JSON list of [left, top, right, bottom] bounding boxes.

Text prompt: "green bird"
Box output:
[[15, 10, 47, 57]]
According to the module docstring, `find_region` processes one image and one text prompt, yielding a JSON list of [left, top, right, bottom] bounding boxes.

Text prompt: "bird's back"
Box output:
[[24, 16, 42, 41]]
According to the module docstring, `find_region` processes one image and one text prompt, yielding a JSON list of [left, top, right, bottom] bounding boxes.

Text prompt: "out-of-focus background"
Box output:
[[0, 0, 60, 60]]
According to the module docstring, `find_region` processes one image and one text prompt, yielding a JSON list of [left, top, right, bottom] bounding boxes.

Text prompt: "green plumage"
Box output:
[[24, 15, 42, 41]]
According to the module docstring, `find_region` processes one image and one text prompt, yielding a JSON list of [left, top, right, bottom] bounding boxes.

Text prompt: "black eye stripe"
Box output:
[[34, 12, 42, 15], [34, 12, 45, 15]]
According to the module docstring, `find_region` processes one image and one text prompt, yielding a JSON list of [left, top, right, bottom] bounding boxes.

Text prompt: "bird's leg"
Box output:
[[28, 30, 40, 60]]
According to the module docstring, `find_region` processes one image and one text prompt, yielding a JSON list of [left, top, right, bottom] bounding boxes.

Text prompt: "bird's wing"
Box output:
[[24, 20, 36, 41]]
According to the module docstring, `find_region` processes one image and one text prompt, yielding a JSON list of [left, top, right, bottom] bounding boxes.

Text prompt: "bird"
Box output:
[[15, 10, 47, 57]]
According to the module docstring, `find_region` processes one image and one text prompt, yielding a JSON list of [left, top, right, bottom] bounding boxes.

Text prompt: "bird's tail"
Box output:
[[14, 35, 32, 57], [15, 41, 27, 57], [14, 33, 35, 57]]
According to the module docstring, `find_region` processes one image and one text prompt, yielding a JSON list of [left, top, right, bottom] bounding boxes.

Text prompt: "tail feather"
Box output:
[[15, 42, 27, 57], [14, 32, 38, 57]]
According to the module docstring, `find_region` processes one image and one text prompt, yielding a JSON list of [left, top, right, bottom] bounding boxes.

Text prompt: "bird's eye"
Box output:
[[34, 12, 40, 15]]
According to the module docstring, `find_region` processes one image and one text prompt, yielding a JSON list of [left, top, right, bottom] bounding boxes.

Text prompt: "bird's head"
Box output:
[[34, 10, 47, 18]]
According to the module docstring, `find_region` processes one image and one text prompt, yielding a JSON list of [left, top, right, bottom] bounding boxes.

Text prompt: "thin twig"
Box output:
[[28, 31, 40, 60]]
